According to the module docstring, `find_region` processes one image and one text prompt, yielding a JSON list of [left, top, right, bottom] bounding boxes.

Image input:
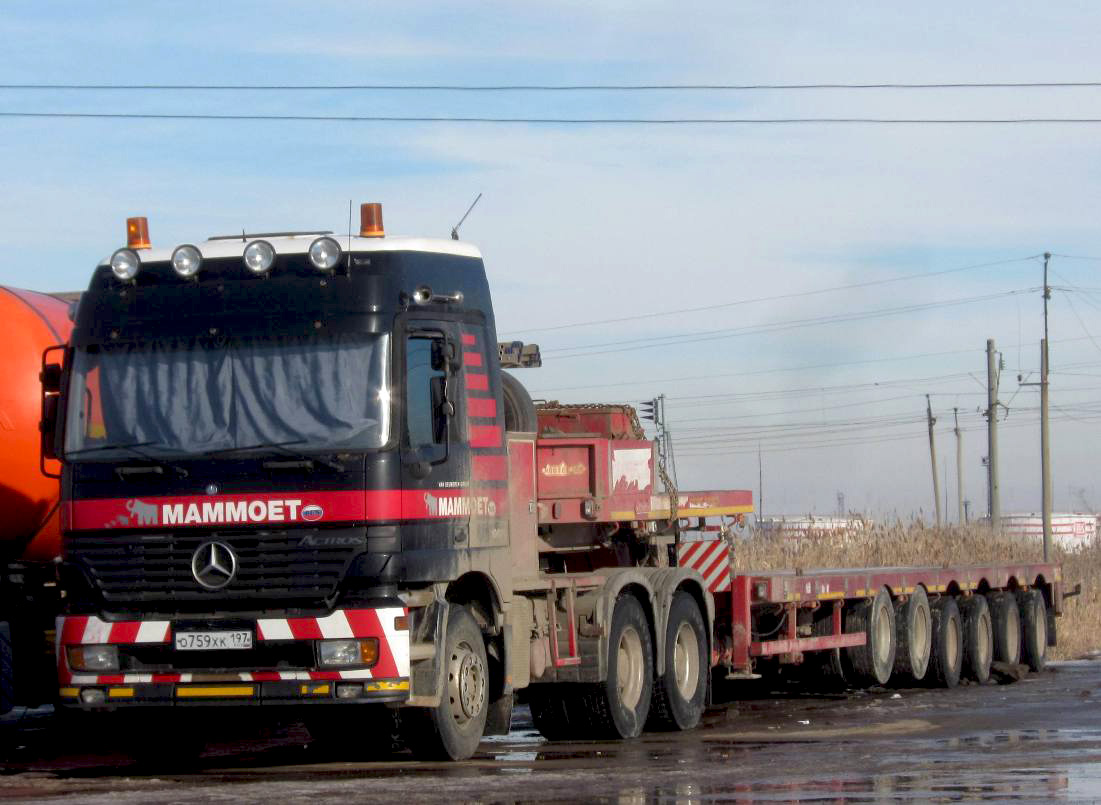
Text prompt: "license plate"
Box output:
[[174, 630, 253, 651]]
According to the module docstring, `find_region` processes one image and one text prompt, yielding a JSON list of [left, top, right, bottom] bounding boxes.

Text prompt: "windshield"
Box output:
[[64, 332, 391, 460]]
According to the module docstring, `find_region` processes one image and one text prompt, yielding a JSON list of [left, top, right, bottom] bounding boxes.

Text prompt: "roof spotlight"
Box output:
[[243, 240, 276, 274], [308, 236, 341, 271], [110, 248, 141, 281], [171, 244, 202, 278]]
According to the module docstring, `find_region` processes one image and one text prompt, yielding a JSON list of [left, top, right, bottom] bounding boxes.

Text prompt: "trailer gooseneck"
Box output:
[[39, 204, 1059, 760]]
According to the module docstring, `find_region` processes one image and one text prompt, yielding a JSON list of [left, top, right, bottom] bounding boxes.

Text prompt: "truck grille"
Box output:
[[65, 528, 364, 613]]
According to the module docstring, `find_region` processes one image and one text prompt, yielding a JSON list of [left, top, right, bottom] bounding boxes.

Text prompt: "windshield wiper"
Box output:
[[66, 441, 189, 478], [203, 440, 344, 472]]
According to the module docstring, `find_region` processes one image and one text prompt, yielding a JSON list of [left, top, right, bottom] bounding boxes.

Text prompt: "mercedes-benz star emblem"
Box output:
[[191, 541, 238, 590]]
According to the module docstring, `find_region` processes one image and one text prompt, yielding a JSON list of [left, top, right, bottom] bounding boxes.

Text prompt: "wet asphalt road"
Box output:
[[3, 661, 1101, 803]]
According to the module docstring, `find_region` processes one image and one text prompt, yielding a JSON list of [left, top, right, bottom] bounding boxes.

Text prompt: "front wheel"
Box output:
[[404, 606, 488, 761], [649, 591, 708, 731]]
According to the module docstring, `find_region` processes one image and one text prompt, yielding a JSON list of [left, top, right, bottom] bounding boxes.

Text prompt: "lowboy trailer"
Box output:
[[39, 204, 1059, 761]]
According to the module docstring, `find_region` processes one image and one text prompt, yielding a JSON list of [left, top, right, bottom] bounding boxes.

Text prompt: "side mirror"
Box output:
[[41, 362, 61, 394], [39, 352, 64, 470]]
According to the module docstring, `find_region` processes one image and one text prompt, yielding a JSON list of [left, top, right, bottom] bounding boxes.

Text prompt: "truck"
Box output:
[[0, 286, 75, 714], [28, 204, 1060, 761]]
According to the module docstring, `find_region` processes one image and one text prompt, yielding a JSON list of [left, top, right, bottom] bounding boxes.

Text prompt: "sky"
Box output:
[[2, 2, 1100, 520]]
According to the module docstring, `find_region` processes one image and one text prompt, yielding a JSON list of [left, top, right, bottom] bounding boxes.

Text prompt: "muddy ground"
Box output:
[[2, 661, 1101, 803]]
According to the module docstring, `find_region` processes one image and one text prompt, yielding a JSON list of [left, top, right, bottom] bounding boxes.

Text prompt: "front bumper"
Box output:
[[56, 607, 410, 709]]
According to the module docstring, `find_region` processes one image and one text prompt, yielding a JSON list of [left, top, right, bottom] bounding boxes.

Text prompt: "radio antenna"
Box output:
[[346, 200, 353, 271], [450, 192, 483, 241]]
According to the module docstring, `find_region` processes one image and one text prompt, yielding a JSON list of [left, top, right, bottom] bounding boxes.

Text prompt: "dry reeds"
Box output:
[[730, 521, 1098, 659]]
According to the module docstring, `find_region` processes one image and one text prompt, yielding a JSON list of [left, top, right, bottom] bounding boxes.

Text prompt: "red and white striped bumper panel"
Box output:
[[677, 538, 732, 592], [56, 606, 409, 685]]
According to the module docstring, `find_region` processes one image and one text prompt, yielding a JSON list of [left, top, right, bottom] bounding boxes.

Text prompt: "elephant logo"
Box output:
[[424, 492, 439, 516], [126, 499, 158, 525]]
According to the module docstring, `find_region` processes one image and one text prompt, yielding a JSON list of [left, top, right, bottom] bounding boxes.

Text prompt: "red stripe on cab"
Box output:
[[461, 333, 476, 345], [466, 397, 497, 418], [463, 351, 483, 367], [465, 372, 489, 391], [469, 424, 503, 448]]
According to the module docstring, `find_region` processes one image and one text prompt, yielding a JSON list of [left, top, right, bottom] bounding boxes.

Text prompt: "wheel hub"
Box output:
[[673, 621, 700, 700], [448, 640, 486, 723]]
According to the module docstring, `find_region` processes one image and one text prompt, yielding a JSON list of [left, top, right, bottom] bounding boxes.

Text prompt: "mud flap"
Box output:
[[484, 692, 514, 735], [407, 599, 449, 707]]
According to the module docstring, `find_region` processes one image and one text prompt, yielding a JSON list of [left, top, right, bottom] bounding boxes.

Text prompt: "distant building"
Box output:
[[756, 515, 871, 539], [996, 513, 1097, 550]]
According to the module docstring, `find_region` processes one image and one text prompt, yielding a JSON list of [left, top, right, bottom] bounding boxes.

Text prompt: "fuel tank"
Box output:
[[0, 287, 75, 562]]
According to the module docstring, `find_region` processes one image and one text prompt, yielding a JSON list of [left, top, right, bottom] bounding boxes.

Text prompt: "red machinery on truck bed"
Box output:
[[5, 205, 1062, 762]]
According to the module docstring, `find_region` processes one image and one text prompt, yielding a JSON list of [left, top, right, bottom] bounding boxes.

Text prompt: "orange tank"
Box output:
[[0, 287, 75, 562]]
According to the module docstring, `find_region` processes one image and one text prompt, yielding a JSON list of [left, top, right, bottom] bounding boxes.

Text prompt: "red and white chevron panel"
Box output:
[[57, 606, 409, 684], [677, 538, 732, 592]]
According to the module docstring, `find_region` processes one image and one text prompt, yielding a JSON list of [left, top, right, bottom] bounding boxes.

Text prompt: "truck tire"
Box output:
[[987, 592, 1021, 665], [928, 597, 963, 688], [501, 371, 537, 433], [809, 609, 850, 689], [404, 606, 489, 761], [894, 586, 932, 682], [528, 688, 579, 741], [649, 592, 707, 731], [0, 622, 14, 716], [1017, 590, 1048, 672], [959, 595, 993, 684], [583, 594, 654, 739], [846, 587, 896, 686]]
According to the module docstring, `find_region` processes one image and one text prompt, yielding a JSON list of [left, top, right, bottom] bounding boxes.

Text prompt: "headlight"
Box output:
[[308, 236, 341, 271], [317, 638, 378, 667], [67, 644, 119, 672], [243, 240, 275, 274], [171, 244, 202, 278], [110, 248, 141, 281]]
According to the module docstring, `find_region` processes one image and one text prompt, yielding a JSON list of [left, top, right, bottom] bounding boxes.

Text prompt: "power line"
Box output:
[[545, 289, 1036, 360], [5, 111, 1101, 125], [503, 255, 1039, 336], [5, 81, 1101, 91]]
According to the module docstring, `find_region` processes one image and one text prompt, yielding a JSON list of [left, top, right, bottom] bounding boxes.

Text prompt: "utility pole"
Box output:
[[986, 339, 1001, 530], [757, 443, 764, 529], [1042, 249, 1054, 560], [926, 395, 942, 526], [954, 408, 964, 524]]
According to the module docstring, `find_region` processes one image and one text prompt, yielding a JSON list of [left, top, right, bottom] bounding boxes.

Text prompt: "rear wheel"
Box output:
[[928, 597, 963, 688], [894, 587, 932, 682], [960, 595, 993, 684], [649, 592, 708, 731], [1018, 590, 1048, 672], [404, 606, 488, 761], [846, 587, 896, 685], [988, 592, 1021, 665]]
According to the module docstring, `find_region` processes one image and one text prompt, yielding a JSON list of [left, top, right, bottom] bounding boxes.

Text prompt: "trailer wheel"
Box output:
[[894, 587, 932, 682], [987, 592, 1021, 666], [928, 597, 963, 688], [649, 591, 707, 731], [583, 594, 654, 739], [501, 371, 537, 433], [846, 587, 896, 686], [1017, 590, 1048, 672], [959, 595, 993, 684], [404, 606, 489, 761]]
